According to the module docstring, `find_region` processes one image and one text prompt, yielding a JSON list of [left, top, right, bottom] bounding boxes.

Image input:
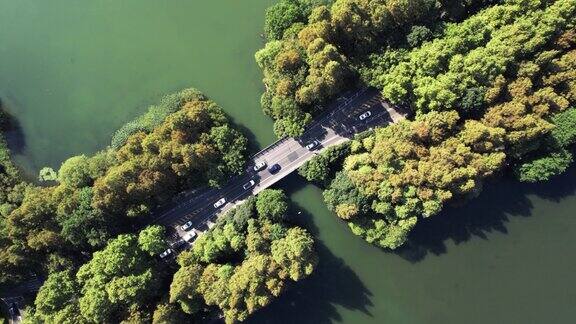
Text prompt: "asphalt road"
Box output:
[[150, 88, 406, 246]]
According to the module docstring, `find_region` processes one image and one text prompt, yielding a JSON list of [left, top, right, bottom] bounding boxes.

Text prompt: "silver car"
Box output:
[[213, 198, 226, 208], [180, 220, 194, 231], [306, 140, 320, 150], [159, 249, 173, 259], [359, 111, 372, 120], [253, 161, 267, 171], [243, 179, 256, 190]]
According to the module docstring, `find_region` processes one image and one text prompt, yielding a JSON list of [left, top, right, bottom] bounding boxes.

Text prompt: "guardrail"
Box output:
[[250, 136, 288, 160], [248, 88, 368, 161]]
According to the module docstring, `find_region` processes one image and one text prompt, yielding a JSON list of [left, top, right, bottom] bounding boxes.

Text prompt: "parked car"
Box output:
[[359, 111, 372, 120], [170, 239, 185, 250], [159, 248, 173, 259], [306, 140, 320, 150], [253, 161, 267, 171], [213, 197, 226, 208], [8, 303, 19, 317], [268, 163, 281, 174], [182, 231, 197, 242], [243, 179, 256, 190], [180, 220, 194, 231], [207, 220, 217, 229]]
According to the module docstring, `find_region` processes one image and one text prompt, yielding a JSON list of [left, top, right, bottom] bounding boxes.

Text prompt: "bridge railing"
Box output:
[[248, 88, 370, 162], [250, 136, 289, 161]]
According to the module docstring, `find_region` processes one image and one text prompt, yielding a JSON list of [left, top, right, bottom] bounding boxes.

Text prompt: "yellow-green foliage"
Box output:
[[170, 191, 317, 324]]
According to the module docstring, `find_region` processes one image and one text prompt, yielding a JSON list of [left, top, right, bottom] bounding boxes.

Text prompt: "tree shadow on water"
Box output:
[[0, 98, 27, 155], [248, 174, 373, 324], [396, 164, 576, 263], [248, 242, 373, 324]]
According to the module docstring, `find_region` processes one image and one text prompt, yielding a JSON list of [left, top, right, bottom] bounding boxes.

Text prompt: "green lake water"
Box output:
[[1, 1, 575, 323], [0, 0, 275, 175]]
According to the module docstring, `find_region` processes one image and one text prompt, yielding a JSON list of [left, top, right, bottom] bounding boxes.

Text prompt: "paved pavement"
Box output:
[[150, 88, 407, 247], [0, 276, 43, 324], [1, 296, 23, 324]]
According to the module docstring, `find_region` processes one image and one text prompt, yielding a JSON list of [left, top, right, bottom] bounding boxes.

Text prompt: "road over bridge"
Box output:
[[151, 88, 406, 245]]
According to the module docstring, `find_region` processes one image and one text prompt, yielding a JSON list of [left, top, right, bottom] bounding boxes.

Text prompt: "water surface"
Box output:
[[0, 0, 275, 175], [251, 166, 576, 324], [1, 1, 575, 323]]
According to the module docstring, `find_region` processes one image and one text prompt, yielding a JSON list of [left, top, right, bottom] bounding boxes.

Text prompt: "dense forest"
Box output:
[[290, 0, 576, 248], [169, 191, 316, 323], [256, 0, 501, 136], [0, 90, 244, 289], [26, 189, 316, 323], [1, 0, 575, 322], [1, 89, 316, 323]]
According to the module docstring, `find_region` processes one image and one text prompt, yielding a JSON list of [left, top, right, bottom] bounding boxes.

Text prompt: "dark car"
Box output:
[[9, 303, 19, 317], [170, 239, 186, 251], [268, 163, 281, 174]]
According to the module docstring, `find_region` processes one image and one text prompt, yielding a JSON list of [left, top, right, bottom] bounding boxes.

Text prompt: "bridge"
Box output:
[[0, 88, 405, 323], [151, 88, 406, 245]]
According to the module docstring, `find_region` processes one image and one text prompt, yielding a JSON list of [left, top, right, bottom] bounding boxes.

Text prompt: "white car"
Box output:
[[213, 198, 226, 208], [182, 231, 197, 242], [180, 220, 194, 231], [306, 140, 320, 150], [207, 221, 216, 229], [243, 179, 256, 190], [253, 161, 267, 171], [159, 249, 173, 259], [359, 111, 372, 120]]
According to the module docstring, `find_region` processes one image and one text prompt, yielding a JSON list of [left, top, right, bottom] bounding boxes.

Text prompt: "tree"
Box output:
[[271, 227, 317, 280], [224, 255, 283, 323], [298, 154, 329, 183], [256, 189, 289, 222], [550, 108, 576, 147], [38, 167, 58, 182], [138, 225, 167, 256], [58, 155, 92, 188], [406, 25, 432, 47], [152, 303, 186, 324], [323, 171, 368, 219], [34, 270, 79, 320], [57, 187, 110, 249], [74, 234, 161, 322], [265, 0, 312, 40], [168, 190, 317, 321], [169, 264, 204, 315], [516, 150, 573, 182]]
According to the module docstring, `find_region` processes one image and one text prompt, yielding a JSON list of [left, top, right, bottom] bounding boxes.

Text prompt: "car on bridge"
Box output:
[[359, 111, 372, 120], [253, 161, 267, 171], [180, 220, 194, 231], [213, 198, 226, 208], [268, 163, 281, 174], [243, 179, 256, 190], [306, 140, 320, 150]]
